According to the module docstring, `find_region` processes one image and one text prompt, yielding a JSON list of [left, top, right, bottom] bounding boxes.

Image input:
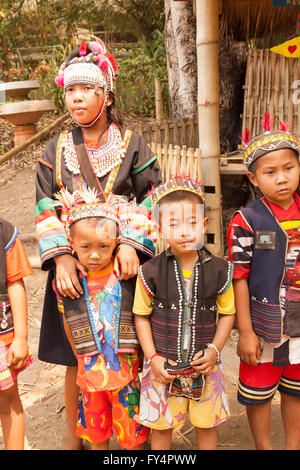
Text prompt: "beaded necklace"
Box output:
[[63, 123, 126, 178], [166, 252, 205, 363]]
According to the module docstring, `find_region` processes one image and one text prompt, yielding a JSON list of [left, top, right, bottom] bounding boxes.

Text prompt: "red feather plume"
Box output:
[[261, 112, 274, 132], [278, 119, 291, 132], [241, 127, 250, 147]]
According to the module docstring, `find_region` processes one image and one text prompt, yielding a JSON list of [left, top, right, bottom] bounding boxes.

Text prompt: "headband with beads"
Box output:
[[53, 187, 128, 240], [241, 112, 300, 169], [148, 174, 205, 209], [55, 39, 118, 93]]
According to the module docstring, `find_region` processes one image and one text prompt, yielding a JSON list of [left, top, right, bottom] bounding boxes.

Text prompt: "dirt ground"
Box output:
[[0, 162, 286, 452]]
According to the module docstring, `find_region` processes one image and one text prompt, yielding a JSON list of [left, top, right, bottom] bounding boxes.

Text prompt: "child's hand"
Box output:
[[190, 348, 217, 376], [7, 338, 29, 370], [150, 355, 176, 384], [237, 330, 261, 366], [55, 254, 87, 299], [114, 245, 140, 280]]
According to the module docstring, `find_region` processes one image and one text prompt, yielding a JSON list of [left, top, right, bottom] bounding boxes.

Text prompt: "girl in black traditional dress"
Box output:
[[35, 39, 161, 448]]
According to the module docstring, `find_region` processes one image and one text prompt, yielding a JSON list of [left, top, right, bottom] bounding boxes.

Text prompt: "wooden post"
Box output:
[[155, 77, 163, 122], [196, 0, 222, 256]]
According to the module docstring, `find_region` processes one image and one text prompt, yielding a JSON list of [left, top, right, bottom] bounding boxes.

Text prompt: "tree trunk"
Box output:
[[164, 0, 197, 120]]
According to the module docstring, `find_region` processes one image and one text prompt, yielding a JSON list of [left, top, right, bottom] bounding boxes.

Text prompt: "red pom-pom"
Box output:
[[105, 53, 118, 75], [98, 55, 109, 71], [79, 42, 88, 57], [54, 74, 64, 87]]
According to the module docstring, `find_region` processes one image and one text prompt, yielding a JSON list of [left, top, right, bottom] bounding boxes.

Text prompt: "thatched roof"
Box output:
[[220, 0, 300, 41]]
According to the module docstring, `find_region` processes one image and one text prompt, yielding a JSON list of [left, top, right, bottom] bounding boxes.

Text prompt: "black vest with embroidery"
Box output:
[[56, 274, 139, 356], [138, 248, 233, 362]]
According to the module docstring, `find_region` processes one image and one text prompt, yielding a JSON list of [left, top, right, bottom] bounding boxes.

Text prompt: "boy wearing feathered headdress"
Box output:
[[227, 114, 300, 449], [133, 175, 235, 450], [53, 188, 149, 450]]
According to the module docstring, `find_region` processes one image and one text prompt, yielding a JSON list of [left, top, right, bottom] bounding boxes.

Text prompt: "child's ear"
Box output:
[[203, 216, 209, 234], [247, 171, 258, 188]]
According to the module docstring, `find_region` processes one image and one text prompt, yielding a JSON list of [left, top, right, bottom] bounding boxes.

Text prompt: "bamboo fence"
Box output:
[[125, 116, 199, 149], [150, 141, 202, 183], [242, 48, 300, 138]]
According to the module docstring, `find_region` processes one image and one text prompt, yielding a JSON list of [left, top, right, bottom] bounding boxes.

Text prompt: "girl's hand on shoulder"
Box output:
[[114, 244, 140, 280], [191, 348, 217, 376], [7, 338, 29, 370], [55, 254, 87, 299], [150, 355, 176, 384]]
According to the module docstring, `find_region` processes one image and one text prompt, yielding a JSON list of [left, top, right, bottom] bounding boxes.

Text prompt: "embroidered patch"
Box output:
[[254, 231, 276, 250]]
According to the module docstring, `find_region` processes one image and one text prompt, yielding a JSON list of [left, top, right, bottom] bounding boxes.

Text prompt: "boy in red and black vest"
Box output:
[[227, 114, 300, 450], [133, 175, 235, 450]]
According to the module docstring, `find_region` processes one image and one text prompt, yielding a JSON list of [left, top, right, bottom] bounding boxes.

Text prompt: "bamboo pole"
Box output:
[[196, 0, 222, 256], [0, 113, 69, 166], [155, 77, 163, 122]]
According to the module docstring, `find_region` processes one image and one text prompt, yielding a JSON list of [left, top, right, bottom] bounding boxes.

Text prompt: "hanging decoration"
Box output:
[[270, 36, 300, 57]]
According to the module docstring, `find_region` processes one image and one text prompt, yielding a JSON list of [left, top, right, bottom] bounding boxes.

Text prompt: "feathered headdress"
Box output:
[[55, 39, 118, 91], [148, 172, 205, 209], [54, 187, 129, 239], [241, 113, 300, 169]]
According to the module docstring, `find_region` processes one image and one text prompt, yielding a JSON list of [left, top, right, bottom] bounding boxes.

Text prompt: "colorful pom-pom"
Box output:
[[89, 40, 106, 55], [97, 55, 109, 71], [79, 42, 88, 57], [54, 74, 64, 87], [105, 53, 118, 75]]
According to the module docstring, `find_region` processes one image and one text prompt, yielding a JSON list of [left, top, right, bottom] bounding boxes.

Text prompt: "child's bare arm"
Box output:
[[233, 278, 261, 366], [7, 279, 29, 369], [135, 314, 175, 384], [191, 313, 235, 375]]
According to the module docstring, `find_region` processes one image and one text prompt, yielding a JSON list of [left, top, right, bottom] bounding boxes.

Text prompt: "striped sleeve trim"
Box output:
[[131, 155, 158, 176], [5, 227, 18, 252]]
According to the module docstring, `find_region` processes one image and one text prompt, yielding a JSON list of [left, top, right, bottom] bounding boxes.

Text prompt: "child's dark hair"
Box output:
[[154, 190, 205, 225]]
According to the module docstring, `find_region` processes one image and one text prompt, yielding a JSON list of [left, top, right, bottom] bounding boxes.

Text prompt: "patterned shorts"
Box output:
[[238, 361, 300, 406], [138, 359, 230, 430], [76, 377, 150, 449], [0, 343, 33, 391]]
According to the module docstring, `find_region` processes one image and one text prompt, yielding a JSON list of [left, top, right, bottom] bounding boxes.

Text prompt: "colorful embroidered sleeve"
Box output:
[[227, 212, 253, 279], [35, 136, 72, 271], [119, 196, 158, 258]]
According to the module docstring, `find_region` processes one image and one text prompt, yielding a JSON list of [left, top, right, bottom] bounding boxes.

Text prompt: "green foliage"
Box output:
[[116, 29, 169, 117], [0, 0, 168, 116]]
